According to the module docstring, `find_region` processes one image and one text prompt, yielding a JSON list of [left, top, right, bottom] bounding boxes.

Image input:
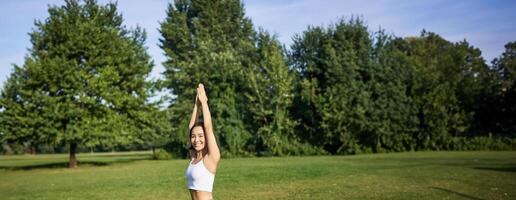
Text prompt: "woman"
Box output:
[[186, 84, 220, 200]]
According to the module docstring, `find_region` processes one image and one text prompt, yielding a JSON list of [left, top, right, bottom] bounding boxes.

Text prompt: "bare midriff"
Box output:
[[189, 189, 213, 200]]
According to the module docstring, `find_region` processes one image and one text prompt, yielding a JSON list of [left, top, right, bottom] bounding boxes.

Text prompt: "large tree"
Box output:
[[360, 31, 419, 152], [290, 18, 375, 154], [0, 0, 153, 167], [490, 41, 516, 137], [393, 31, 489, 149], [245, 31, 321, 155], [159, 0, 257, 156], [290, 18, 419, 154]]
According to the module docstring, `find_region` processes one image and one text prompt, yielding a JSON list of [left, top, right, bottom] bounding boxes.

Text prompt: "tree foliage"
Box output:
[[159, 0, 256, 156], [2, 0, 514, 158], [244, 31, 322, 156], [490, 41, 516, 137], [0, 0, 154, 166]]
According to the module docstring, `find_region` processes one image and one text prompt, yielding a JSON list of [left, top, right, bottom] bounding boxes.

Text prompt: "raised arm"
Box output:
[[197, 84, 220, 162], [188, 94, 199, 130]]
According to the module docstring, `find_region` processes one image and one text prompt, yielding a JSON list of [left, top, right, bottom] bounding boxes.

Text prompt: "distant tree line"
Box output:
[[1, 0, 515, 165]]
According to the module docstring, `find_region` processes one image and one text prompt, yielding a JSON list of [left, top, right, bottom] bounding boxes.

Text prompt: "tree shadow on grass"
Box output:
[[80, 153, 151, 158], [383, 156, 516, 172], [473, 166, 516, 173], [0, 157, 151, 171], [430, 187, 485, 200]]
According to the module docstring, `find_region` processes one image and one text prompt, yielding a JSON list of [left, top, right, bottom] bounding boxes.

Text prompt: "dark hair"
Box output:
[[188, 122, 205, 150]]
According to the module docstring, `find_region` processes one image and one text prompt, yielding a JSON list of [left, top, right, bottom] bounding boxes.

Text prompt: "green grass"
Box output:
[[0, 151, 515, 199]]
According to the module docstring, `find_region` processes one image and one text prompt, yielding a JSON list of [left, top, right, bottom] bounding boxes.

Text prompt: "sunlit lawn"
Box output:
[[0, 151, 515, 199]]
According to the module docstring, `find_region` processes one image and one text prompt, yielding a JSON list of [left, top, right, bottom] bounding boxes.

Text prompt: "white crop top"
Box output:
[[186, 158, 215, 192]]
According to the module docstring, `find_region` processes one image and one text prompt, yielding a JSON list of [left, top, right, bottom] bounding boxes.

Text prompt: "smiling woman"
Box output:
[[186, 84, 221, 200]]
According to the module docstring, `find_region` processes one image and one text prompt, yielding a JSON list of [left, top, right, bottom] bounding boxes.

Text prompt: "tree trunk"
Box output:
[[152, 146, 156, 158], [69, 142, 77, 168], [25, 143, 36, 155]]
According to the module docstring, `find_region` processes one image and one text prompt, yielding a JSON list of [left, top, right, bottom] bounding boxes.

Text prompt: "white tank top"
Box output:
[[186, 158, 215, 192]]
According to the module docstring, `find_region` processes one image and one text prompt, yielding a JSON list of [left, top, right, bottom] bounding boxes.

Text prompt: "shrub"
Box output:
[[446, 135, 516, 151], [153, 148, 172, 160]]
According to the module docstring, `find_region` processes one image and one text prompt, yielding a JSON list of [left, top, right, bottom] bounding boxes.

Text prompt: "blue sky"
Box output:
[[1, 0, 515, 91]]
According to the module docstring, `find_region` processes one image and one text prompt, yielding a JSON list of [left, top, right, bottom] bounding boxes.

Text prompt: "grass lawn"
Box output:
[[0, 151, 515, 199]]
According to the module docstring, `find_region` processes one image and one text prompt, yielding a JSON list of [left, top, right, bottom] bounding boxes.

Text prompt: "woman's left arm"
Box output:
[[197, 84, 220, 163], [188, 94, 199, 130]]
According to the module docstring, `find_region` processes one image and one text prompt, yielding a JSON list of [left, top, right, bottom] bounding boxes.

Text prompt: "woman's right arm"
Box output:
[[188, 94, 199, 130]]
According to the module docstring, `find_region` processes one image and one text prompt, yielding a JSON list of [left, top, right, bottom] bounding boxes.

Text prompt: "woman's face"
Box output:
[[190, 126, 206, 152]]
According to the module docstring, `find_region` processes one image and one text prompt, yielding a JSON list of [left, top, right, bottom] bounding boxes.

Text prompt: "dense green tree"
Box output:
[[0, 66, 54, 154], [130, 99, 172, 158], [0, 0, 153, 167], [392, 31, 490, 150], [361, 31, 419, 152], [159, 0, 257, 157], [453, 41, 493, 137], [290, 18, 373, 154], [245, 31, 320, 155], [490, 41, 516, 137], [290, 18, 419, 154]]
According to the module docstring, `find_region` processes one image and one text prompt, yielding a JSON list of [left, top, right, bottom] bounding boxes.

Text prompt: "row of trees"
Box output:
[[1, 0, 515, 166], [159, 0, 515, 156]]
